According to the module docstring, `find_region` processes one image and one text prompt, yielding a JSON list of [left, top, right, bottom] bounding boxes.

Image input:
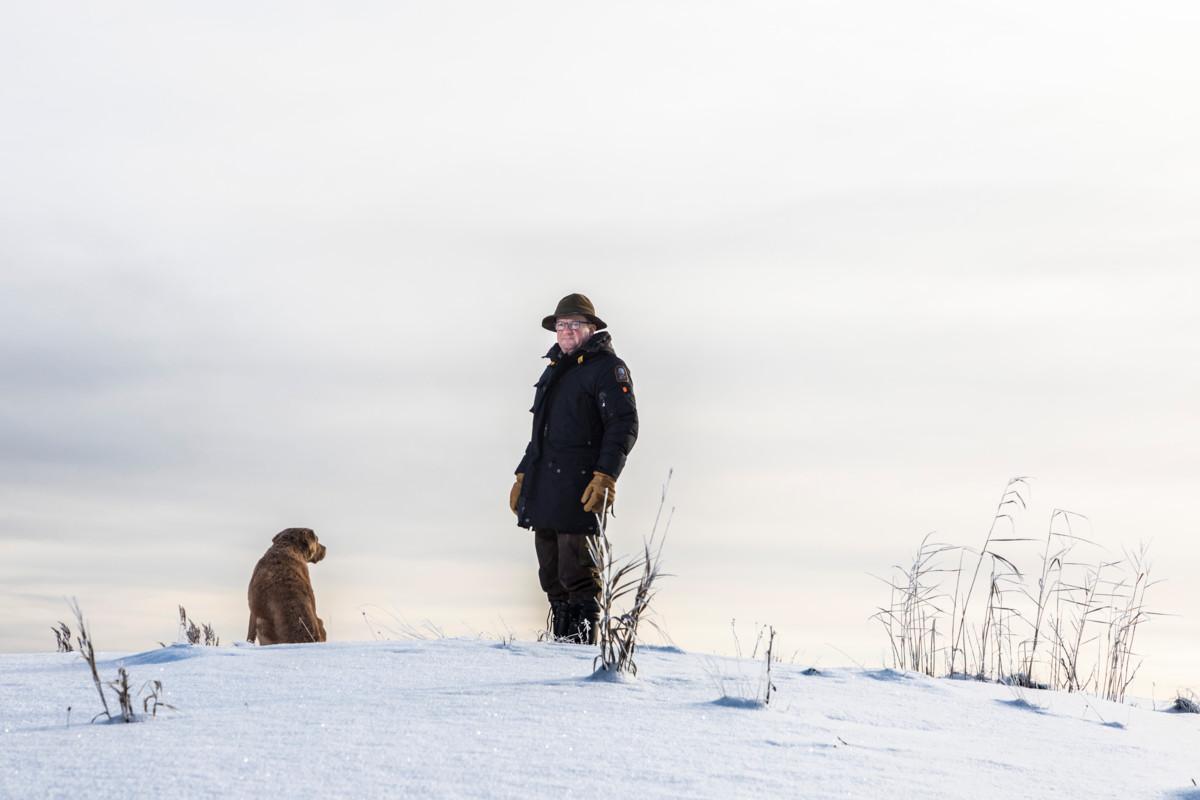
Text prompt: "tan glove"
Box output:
[[509, 473, 524, 515], [580, 471, 616, 514]]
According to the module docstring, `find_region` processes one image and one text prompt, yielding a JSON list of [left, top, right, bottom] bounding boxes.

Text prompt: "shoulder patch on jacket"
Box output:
[[614, 365, 631, 384]]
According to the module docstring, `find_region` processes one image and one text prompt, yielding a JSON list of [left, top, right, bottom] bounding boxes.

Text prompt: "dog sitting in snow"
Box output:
[[247, 528, 328, 645]]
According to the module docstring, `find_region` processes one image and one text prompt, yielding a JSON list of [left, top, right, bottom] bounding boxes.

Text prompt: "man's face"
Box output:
[[555, 315, 595, 355]]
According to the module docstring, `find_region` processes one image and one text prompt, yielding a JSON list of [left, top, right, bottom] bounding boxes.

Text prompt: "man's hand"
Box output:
[[580, 472, 616, 513], [509, 473, 524, 515]]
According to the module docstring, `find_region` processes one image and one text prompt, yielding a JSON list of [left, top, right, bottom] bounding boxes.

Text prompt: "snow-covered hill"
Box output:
[[1, 639, 1197, 799]]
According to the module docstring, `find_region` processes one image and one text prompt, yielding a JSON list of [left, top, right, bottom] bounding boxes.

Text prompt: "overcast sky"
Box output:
[[2, 2, 1198, 691]]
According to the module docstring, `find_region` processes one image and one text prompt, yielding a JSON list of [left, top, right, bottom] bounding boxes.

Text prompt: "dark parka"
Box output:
[[515, 331, 638, 535]]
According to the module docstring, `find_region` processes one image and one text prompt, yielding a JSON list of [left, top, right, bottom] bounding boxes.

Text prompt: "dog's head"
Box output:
[[272, 527, 327, 563]]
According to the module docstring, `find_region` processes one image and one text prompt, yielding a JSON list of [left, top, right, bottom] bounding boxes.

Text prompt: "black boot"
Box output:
[[566, 600, 600, 645], [549, 600, 570, 640]]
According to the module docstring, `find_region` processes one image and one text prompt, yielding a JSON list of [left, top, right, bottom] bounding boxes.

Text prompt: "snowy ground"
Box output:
[[1, 638, 1198, 799]]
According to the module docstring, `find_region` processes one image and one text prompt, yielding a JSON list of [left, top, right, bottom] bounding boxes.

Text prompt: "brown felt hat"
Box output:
[[541, 293, 607, 331]]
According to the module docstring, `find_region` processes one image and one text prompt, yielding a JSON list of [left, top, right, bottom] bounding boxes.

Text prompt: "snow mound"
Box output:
[[106, 643, 238, 667], [712, 695, 765, 710]]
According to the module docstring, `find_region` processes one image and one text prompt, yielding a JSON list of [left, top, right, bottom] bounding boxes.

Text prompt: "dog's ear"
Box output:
[[273, 528, 312, 547], [302, 529, 318, 552]]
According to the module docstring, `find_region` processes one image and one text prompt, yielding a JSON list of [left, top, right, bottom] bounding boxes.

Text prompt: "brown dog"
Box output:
[[247, 528, 328, 645]]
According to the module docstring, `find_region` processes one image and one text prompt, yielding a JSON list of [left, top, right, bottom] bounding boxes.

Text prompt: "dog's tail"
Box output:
[[246, 614, 257, 644]]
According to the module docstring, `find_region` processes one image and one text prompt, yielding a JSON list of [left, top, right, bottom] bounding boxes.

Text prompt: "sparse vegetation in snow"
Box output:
[[1170, 691, 1199, 714], [704, 620, 780, 708], [51, 621, 73, 653], [68, 598, 172, 724], [589, 470, 672, 677], [177, 606, 220, 646], [873, 477, 1163, 703]]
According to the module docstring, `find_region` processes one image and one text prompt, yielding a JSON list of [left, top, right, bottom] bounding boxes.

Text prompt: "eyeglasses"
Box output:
[[554, 320, 589, 332]]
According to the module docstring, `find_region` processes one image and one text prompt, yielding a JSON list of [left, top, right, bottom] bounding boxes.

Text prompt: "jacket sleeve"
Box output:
[[593, 358, 639, 479], [516, 448, 530, 475]]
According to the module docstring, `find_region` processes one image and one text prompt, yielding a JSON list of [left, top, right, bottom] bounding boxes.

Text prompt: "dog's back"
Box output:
[[247, 528, 328, 645]]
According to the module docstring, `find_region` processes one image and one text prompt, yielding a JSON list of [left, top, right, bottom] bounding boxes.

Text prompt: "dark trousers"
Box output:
[[534, 529, 600, 604]]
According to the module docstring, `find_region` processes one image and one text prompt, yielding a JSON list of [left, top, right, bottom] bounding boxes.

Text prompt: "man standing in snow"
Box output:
[[509, 293, 639, 644]]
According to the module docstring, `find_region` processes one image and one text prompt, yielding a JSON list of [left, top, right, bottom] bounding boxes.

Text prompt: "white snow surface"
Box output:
[[1, 639, 1197, 799]]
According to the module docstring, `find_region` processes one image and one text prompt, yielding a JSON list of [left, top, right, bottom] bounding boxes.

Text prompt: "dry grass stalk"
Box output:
[[589, 470, 672, 677], [69, 598, 111, 721], [108, 667, 136, 723], [949, 476, 1032, 676], [870, 534, 957, 676], [52, 621, 73, 653], [535, 607, 555, 643], [762, 626, 778, 707], [179, 606, 201, 645], [980, 564, 1023, 681], [359, 606, 446, 640], [1019, 509, 1092, 684], [140, 679, 176, 718], [1053, 560, 1120, 693], [1097, 546, 1160, 702]]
